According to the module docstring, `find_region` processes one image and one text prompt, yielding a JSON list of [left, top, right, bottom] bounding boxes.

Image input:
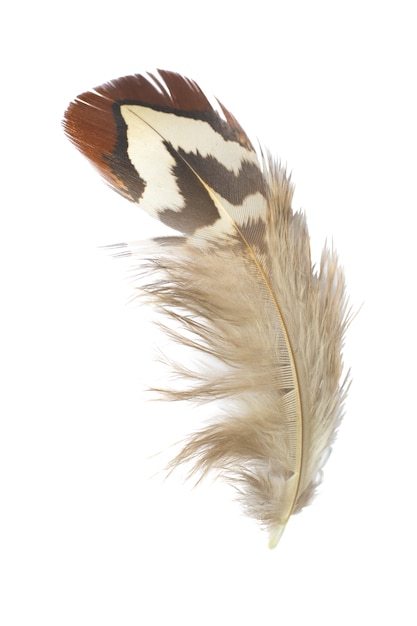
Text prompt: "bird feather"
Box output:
[[63, 71, 350, 547]]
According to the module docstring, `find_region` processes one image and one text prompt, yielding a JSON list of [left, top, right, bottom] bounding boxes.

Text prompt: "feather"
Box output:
[[63, 71, 350, 548]]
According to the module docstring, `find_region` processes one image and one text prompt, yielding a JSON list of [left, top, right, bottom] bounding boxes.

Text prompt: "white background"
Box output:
[[2, 1, 416, 624]]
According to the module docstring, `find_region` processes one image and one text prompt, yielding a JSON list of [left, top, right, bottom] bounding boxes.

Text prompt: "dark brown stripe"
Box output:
[[103, 103, 146, 202], [178, 151, 267, 205], [157, 142, 221, 234]]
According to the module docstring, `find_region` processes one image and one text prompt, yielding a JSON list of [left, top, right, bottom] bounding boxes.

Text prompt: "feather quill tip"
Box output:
[[268, 524, 286, 550]]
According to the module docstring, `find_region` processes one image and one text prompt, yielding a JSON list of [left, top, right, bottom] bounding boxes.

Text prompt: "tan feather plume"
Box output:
[[63, 71, 350, 547]]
